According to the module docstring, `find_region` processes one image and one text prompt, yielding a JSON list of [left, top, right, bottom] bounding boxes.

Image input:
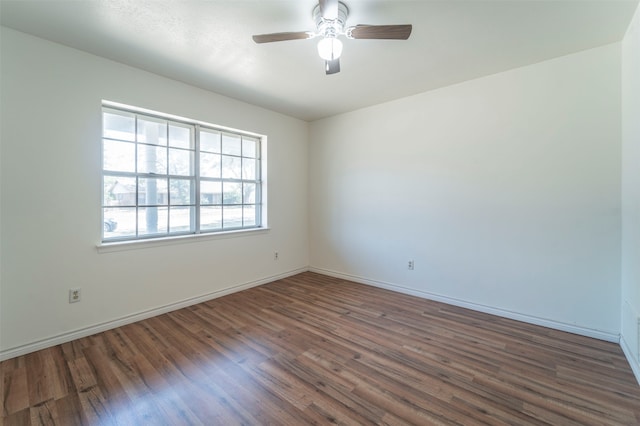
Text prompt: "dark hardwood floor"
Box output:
[[2, 272, 640, 425]]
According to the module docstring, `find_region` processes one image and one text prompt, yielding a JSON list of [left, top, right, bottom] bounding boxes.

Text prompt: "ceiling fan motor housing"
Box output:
[[313, 1, 349, 38]]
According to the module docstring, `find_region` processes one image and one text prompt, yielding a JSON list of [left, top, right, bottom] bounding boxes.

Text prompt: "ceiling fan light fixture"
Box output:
[[317, 37, 343, 60]]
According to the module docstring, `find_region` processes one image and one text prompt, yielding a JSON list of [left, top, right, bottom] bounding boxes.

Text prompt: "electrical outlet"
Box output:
[[274, 251, 279, 260], [408, 260, 414, 270], [69, 288, 81, 303]]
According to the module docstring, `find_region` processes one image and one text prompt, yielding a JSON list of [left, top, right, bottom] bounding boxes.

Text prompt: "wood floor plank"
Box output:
[[25, 349, 70, 408], [2, 272, 640, 425], [4, 407, 31, 426], [158, 346, 253, 425], [30, 399, 59, 426], [53, 394, 85, 426], [74, 384, 115, 425], [79, 345, 140, 424], [2, 365, 29, 416]]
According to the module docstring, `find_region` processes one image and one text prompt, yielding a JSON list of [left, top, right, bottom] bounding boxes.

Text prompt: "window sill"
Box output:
[[96, 227, 270, 253]]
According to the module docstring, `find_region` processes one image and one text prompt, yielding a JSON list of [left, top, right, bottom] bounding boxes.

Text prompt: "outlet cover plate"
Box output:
[[69, 288, 81, 303]]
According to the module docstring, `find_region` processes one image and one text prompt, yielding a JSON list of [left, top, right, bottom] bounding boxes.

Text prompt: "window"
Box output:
[[102, 104, 262, 242]]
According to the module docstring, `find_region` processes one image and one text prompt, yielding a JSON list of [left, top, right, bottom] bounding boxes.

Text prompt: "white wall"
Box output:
[[621, 3, 640, 381], [0, 28, 309, 359], [309, 44, 622, 339]]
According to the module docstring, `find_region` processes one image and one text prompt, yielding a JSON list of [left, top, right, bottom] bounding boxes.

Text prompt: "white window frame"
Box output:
[[100, 102, 265, 245]]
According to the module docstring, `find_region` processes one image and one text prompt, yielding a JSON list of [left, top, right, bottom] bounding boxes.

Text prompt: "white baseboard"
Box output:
[[2, 266, 624, 362], [0, 267, 308, 361], [621, 335, 640, 386], [309, 266, 620, 343]]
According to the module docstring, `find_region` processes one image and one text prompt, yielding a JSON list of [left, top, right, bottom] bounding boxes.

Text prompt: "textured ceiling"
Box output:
[[1, 0, 638, 121]]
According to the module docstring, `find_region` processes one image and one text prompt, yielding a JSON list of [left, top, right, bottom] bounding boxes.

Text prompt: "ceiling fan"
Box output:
[[252, 0, 412, 75]]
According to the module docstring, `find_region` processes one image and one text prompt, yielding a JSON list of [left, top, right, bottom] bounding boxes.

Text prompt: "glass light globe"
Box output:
[[317, 37, 343, 61]]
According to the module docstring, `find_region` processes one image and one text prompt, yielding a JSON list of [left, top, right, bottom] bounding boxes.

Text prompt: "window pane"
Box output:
[[222, 133, 241, 156], [169, 206, 194, 233], [137, 144, 167, 174], [221, 155, 241, 179], [169, 148, 193, 176], [201, 130, 220, 153], [103, 207, 136, 239], [103, 140, 135, 172], [243, 205, 257, 227], [200, 152, 221, 178], [242, 137, 257, 158], [169, 124, 191, 149], [104, 176, 136, 206], [243, 183, 256, 204], [103, 110, 135, 141], [223, 206, 243, 229], [201, 181, 222, 205], [242, 158, 256, 180], [169, 178, 194, 205], [223, 182, 242, 205], [103, 176, 118, 205], [139, 177, 168, 206], [137, 118, 167, 145], [138, 207, 168, 236], [201, 206, 222, 230]]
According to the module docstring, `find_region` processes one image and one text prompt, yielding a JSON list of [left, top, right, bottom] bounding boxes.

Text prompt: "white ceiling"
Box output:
[[1, 1, 638, 121]]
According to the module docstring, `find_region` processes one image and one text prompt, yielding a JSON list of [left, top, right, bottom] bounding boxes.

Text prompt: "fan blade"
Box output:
[[319, 0, 339, 20], [349, 24, 412, 40], [325, 58, 340, 75], [252, 31, 313, 43]]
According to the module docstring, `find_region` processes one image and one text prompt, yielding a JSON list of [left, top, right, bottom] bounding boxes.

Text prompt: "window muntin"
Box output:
[[102, 106, 262, 242]]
